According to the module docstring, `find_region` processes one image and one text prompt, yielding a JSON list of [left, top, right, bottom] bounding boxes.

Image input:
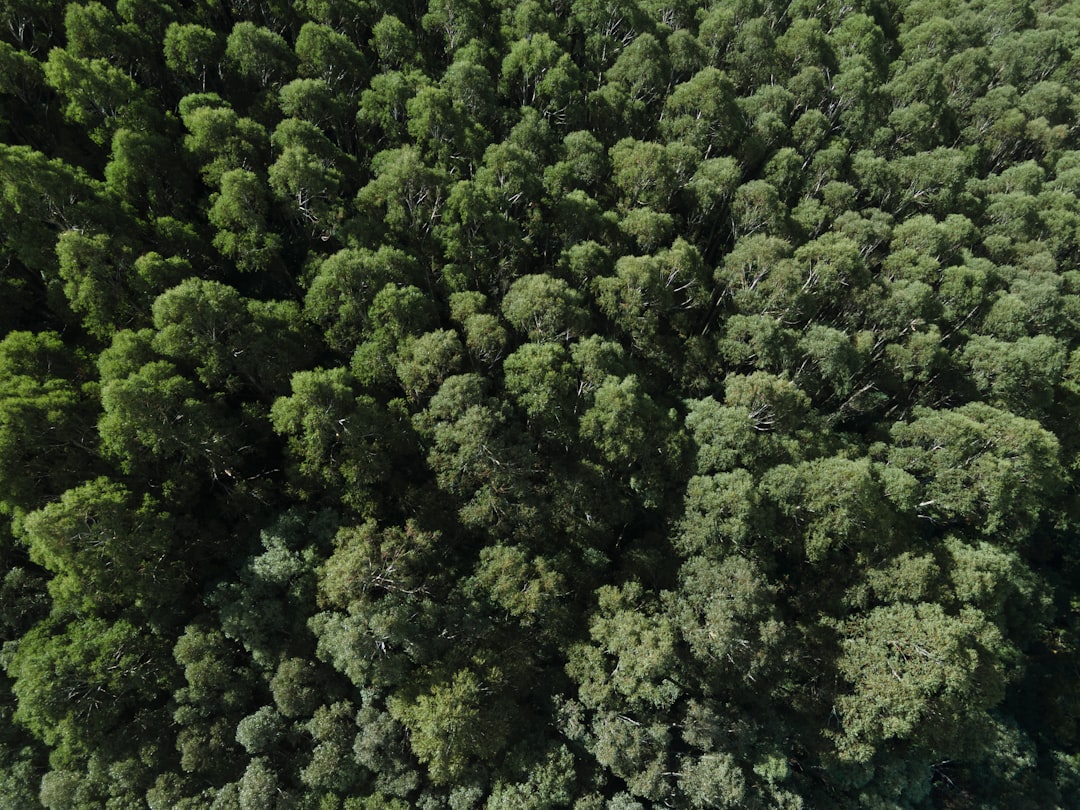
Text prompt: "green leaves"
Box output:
[[0, 331, 98, 515], [20, 477, 179, 616], [8, 616, 173, 766], [833, 603, 1011, 763], [389, 667, 512, 785], [889, 402, 1064, 545], [4, 0, 1080, 806]]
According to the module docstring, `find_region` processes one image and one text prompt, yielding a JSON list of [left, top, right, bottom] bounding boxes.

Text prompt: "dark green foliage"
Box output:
[[4, 0, 1080, 807]]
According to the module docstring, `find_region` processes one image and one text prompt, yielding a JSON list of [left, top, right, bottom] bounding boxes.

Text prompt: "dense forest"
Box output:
[[3, 0, 1080, 806]]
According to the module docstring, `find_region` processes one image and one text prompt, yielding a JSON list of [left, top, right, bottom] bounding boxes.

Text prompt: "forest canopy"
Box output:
[[3, 0, 1080, 807]]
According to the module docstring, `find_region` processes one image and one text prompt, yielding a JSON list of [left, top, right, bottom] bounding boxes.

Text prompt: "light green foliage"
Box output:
[[568, 582, 680, 712], [414, 373, 536, 532], [761, 456, 892, 562], [153, 278, 311, 396], [0, 145, 99, 276], [502, 342, 577, 432], [8, 616, 173, 767], [301, 699, 365, 792], [389, 668, 512, 784], [208, 169, 282, 272], [889, 403, 1064, 545], [422, 0, 486, 54], [394, 329, 462, 402], [661, 67, 742, 158], [225, 22, 296, 89], [961, 333, 1066, 415], [833, 602, 1012, 763], [666, 554, 784, 685], [499, 34, 581, 121], [594, 239, 710, 360], [164, 23, 222, 91], [269, 118, 348, 235], [0, 331, 96, 514], [685, 373, 821, 475], [181, 101, 269, 187], [486, 745, 575, 809], [579, 374, 681, 506], [356, 145, 448, 240], [105, 128, 183, 217], [370, 15, 417, 70], [351, 283, 438, 385], [235, 705, 285, 754], [304, 246, 420, 354], [471, 544, 566, 627], [502, 273, 589, 342], [98, 360, 235, 479], [677, 470, 759, 556], [678, 752, 747, 808], [20, 478, 178, 616], [319, 520, 438, 610], [270, 368, 400, 511], [238, 756, 287, 809], [43, 48, 145, 144], [295, 21, 365, 92], [56, 229, 140, 340]]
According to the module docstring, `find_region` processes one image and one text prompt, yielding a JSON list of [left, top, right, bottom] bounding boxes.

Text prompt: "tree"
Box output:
[[269, 367, 406, 513], [355, 145, 448, 246], [369, 14, 418, 71], [888, 403, 1065, 546], [295, 20, 366, 93], [224, 21, 296, 90], [207, 169, 282, 273], [97, 360, 238, 486], [152, 277, 313, 397], [8, 616, 174, 769], [414, 373, 538, 533], [578, 374, 683, 508], [684, 373, 822, 476], [105, 127, 189, 218], [55, 229, 142, 340], [499, 34, 583, 124], [351, 283, 438, 387], [660, 67, 742, 159], [389, 667, 513, 785], [164, 22, 223, 92], [422, 0, 486, 54], [43, 47, 147, 145], [357, 69, 426, 146], [406, 84, 470, 168], [0, 331, 97, 515], [961, 334, 1066, 416], [502, 342, 578, 435], [501, 273, 589, 342], [303, 246, 421, 355], [170, 622, 256, 784], [569, 0, 653, 74], [832, 602, 1012, 764], [181, 99, 268, 187], [394, 329, 463, 402], [268, 117, 349, 236], [19, 477, 182, 617]]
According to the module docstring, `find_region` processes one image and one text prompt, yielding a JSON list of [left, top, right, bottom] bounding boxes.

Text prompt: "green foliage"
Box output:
[[43, 47, 147, 145], [7, 616, 174, 767], [833, 602, 1013, 763], [0, 331, 97, 515], [389, 667, 513, 785], [5, 1, 1080, 806], [270, 367, 405, 512], [20, 477, 179, 617]]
